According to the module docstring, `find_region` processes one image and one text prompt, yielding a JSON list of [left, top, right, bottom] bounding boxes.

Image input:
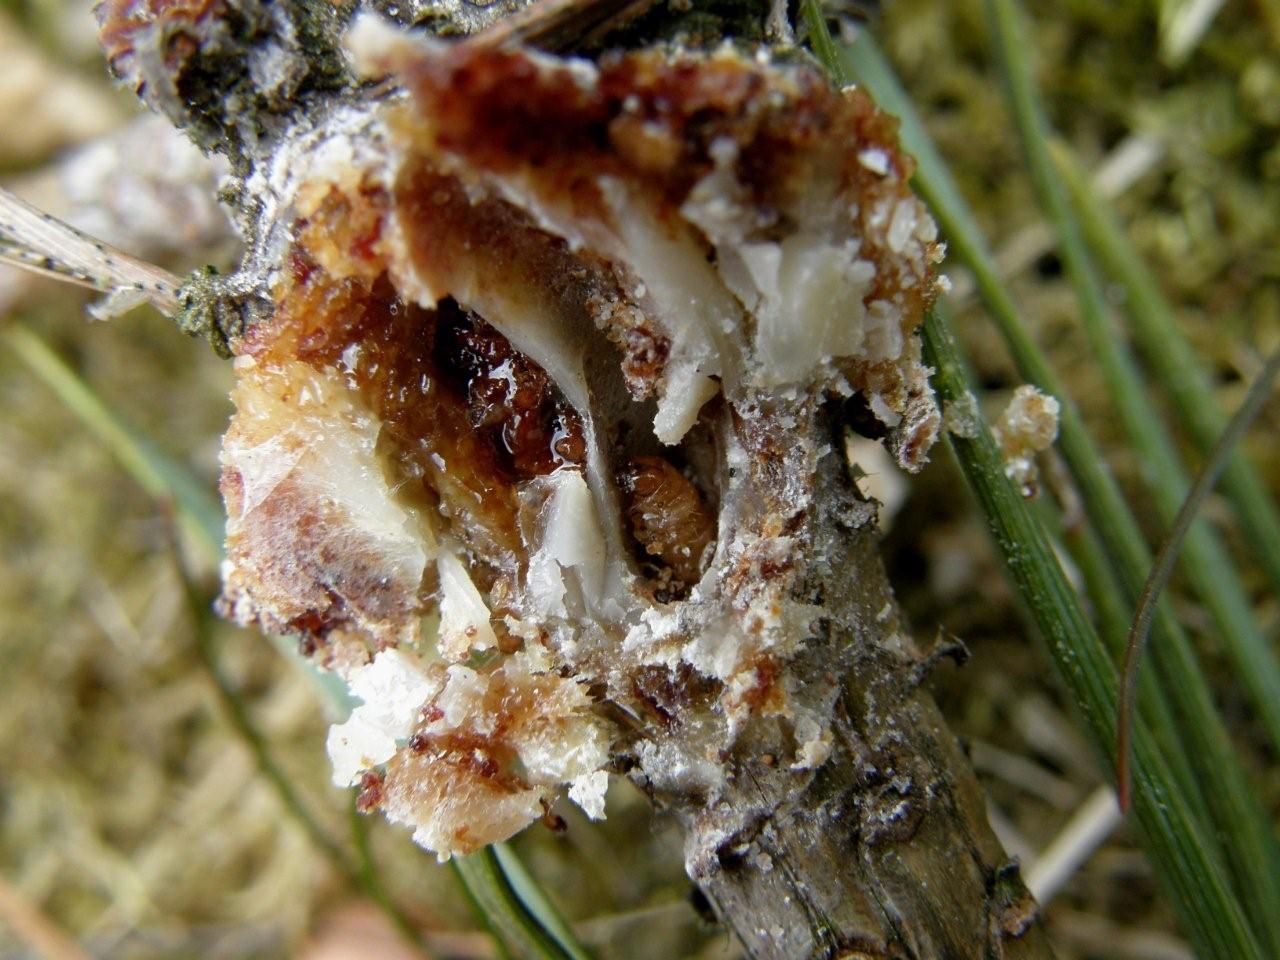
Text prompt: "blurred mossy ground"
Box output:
[[881, 1, 1279, 956], [0, 1, 1276, 957]]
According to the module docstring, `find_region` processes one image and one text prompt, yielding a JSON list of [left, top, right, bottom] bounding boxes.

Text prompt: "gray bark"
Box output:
[[676, 416, 1051, 957]]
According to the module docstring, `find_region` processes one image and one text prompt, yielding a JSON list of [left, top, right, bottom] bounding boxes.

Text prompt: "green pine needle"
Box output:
[[1051, 140, 1280, 598], [800, 6, 1280, 957]]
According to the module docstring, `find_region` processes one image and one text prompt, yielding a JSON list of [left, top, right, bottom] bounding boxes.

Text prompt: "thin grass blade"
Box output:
[[1035, 504, 1208, 825], [1118, 345, 1280, 808], [813, 14, 1280, 959], [921, 306, 1262, 960], [453, 849, 592, 960], [492, 845, 592, 960], [982, 4, 1280, 946], [1051, 139, 1280, 596], [985, 0, 1280, 766], [349, 795, 435, 954], [3, 323, 223, 563]]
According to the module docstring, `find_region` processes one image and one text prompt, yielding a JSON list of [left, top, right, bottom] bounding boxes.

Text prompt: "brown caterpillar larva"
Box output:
[[619, 455, 716, 601]]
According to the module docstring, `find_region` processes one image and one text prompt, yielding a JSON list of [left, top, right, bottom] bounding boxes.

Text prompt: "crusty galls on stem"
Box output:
[[215, 18, 943, 859]]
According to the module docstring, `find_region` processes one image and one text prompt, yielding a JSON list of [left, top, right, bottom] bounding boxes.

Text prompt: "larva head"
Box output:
[[215, 17, 942, 859]]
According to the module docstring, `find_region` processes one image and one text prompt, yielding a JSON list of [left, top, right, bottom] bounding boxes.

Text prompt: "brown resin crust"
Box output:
[[222, 41, 939, 646], [399, 43, 912, 208], [396, 42, 936, 406], [236, 178, 589, 596]]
